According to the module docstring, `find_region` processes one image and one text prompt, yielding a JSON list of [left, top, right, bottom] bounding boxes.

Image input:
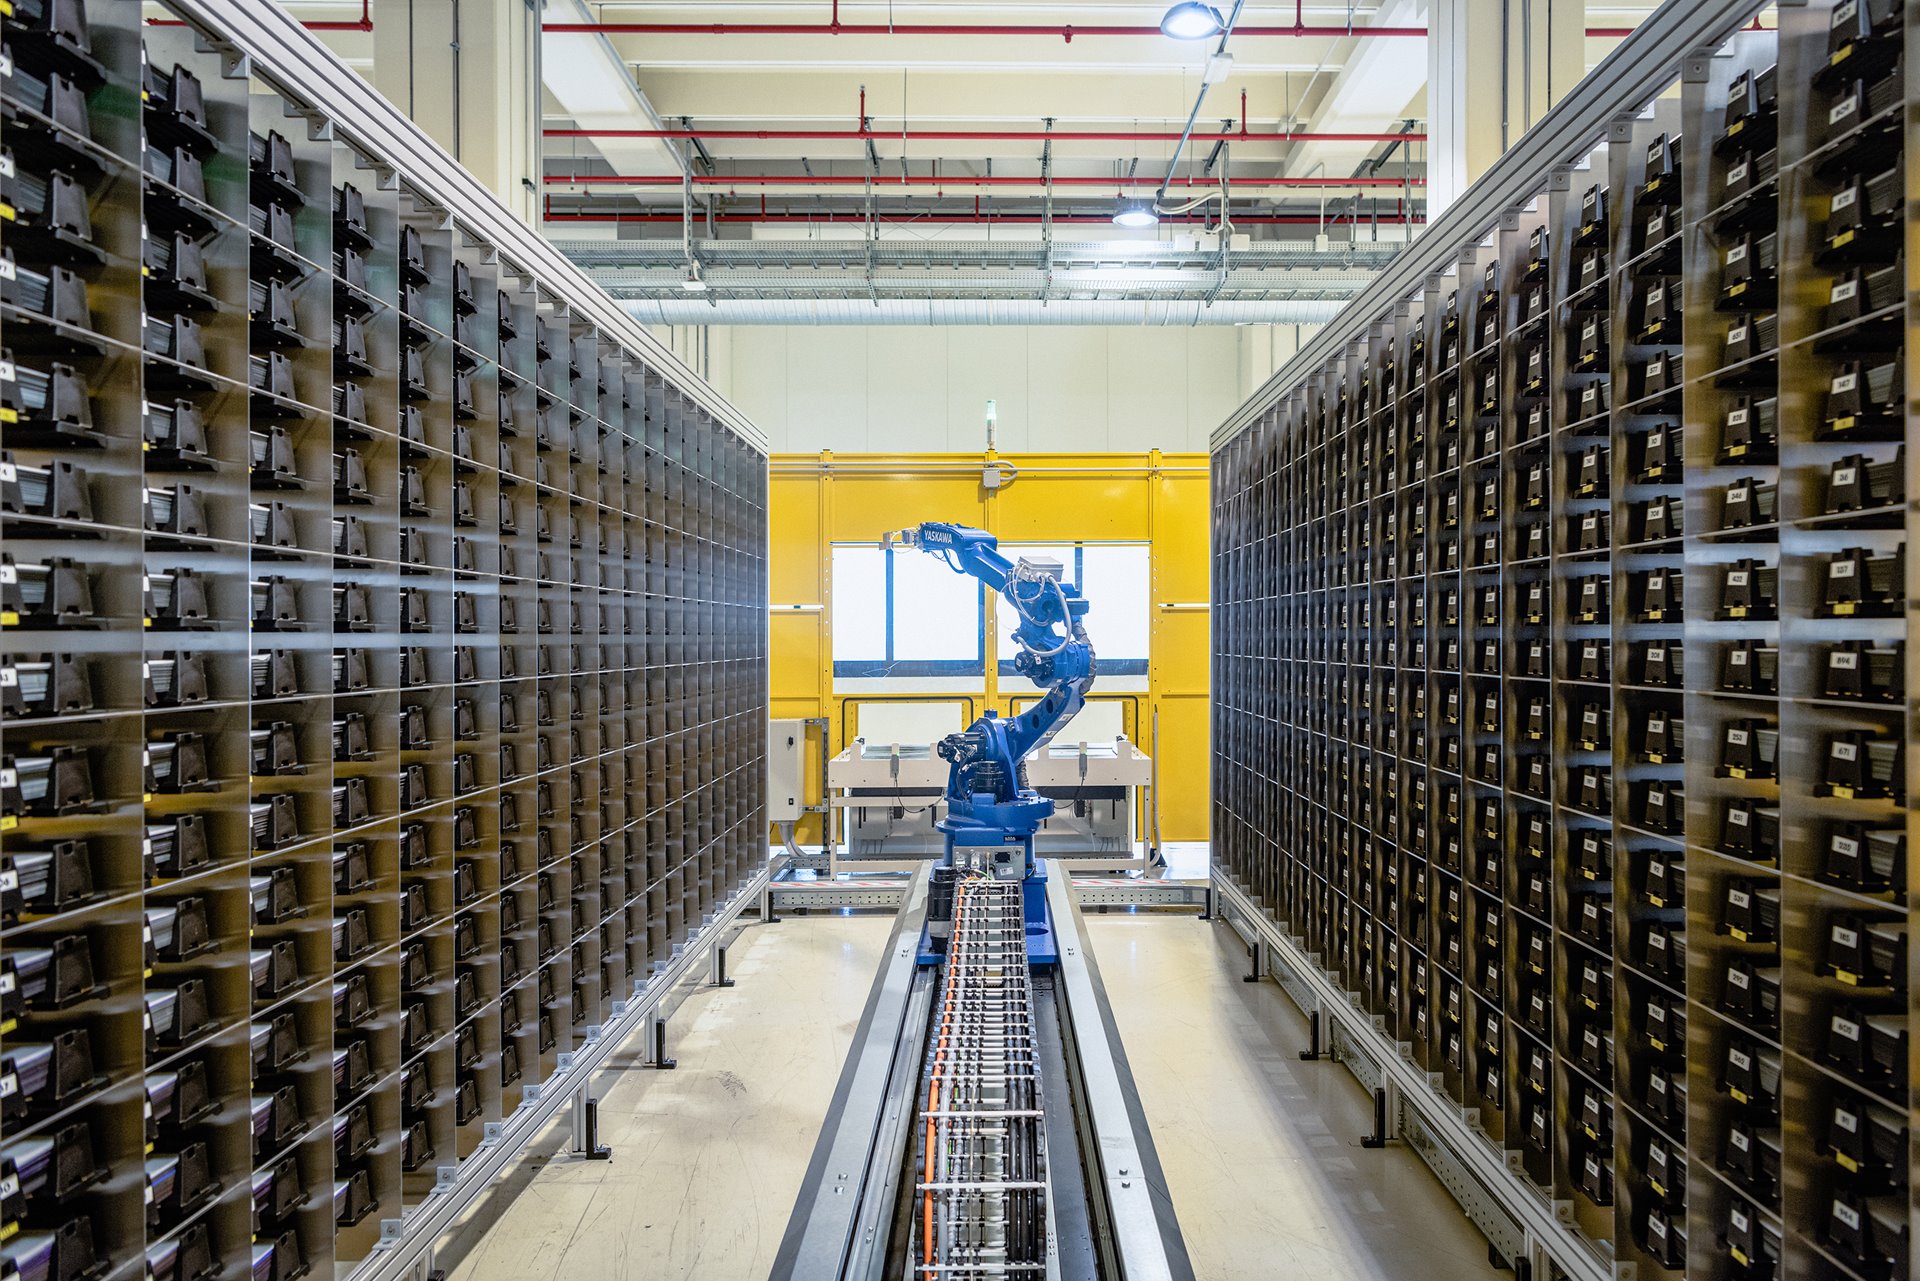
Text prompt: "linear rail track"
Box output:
[[912, 877, 1048, 1276]]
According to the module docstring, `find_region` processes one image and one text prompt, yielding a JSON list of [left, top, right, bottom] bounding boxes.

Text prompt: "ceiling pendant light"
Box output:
[[1112, 201, 1160, 229], [1159, 1, 1225, 39]]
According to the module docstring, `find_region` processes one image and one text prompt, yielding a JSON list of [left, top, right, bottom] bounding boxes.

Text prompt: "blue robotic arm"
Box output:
[[885, 522, 1096, 841]]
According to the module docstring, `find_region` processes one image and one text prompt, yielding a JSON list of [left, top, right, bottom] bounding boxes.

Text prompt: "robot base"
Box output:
[[915, 832, 1059, 967]]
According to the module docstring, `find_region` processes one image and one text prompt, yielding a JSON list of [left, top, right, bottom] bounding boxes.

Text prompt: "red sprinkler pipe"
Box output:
[[149, 0, 372, 30], [545, 172, 1423, 188]]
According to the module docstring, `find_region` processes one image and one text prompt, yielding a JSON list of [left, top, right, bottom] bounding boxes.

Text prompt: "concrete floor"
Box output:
[[443, 909, 1502, 1281], [1085, 914, 1503, 1281]]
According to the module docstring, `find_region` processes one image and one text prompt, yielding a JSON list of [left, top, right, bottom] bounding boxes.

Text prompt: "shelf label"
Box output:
[[1832, 372, 1859, 394], [1830, 92, 1859, 124], [1832, 185, 1859, 213]]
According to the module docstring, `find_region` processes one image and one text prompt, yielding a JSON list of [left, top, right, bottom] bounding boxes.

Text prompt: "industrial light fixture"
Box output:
[[1112, 201, 1160, 228], [679, 268, 707, 292], [1159, 1, 1225, 39]]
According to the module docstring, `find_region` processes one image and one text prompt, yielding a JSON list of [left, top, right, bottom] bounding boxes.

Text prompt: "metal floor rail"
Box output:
[[355, 859, 774, 1281], [1212, 871, 1608, 1281]]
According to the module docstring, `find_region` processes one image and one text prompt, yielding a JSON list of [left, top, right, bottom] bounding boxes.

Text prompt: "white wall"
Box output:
[[679, 323, 1316, 454]]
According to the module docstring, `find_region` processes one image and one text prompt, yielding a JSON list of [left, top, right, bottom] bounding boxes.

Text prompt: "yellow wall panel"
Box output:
[[769, 451, 1212, 844]]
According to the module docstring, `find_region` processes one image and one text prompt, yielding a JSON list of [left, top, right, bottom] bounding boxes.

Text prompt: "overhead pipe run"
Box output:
[[543, 126, 1428, 144], [544, 210, 1421, 225], [621, 296, 1352, 324], [544, 173, 1423, 188], [542, 19, 1427, 38], [542, 19, 1673, 39]]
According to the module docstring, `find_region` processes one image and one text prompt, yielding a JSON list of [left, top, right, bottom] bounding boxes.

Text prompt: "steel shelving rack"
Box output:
[[1213, 3, 1913, 1280], [0, 5, 769, 1281]]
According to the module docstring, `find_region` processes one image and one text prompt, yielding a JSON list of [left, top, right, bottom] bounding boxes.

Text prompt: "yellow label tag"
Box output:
[[1834, 785, 1856, 799], [1730, 1088, 1749, 1105], [144, 617, 153, 628], [1647, 610, 1664, 621], [1832, 44, 1852, 65], [1731, 927, 1750, 942], [0, 613, 16, 628], [1838, 1153, 1860, 1172], [1833, 602, 1856, 616], [0, 408, 15, 424], [1650, 1178, 1667, 1197], [1833, 229, 1856, 248], [1732, 1248, 1750, 1266], [1728, 443, 1747, 457], [0, 1222, 15, 1243], [1648, 894, 1666, 908], [0, 204, 13, 222], [1838, 970, 1860, 986], [1728, 606, 1748, 618], [1834, 415, 1857, 432], [1583, 1124, 1598, 1139], [1583, 997, 1598, 1010], [1730, 767, 1748, 780], [0, 1017, 13, 1034], [1651, 1037, 1667, 1052], [1649, 754, 1666, 765], [1727, 119, 1745, 136]]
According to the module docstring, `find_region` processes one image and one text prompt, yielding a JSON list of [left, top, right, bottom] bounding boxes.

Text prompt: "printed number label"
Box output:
[[1728, 408, 1749, 426], [1831, 560, 1856, 578], [1833, 186, 1859, 212], [1835, 1108, 1858, 1132], [1727, 242, 1748, 264], [1832, 93, 1859, 123], [1834, 742, 1859, 760], [1833, 373, 1859, 393], [1832, 280, 1858, 303], [1832, 652, 1859, 669], [1833, 1016, 1861, 1040], [1834, 836, 1859, 856], [1728, 571, 1750, 586], [1833, 926, 1859, 948], [1727, 161, 1749, 185], [1833, 466, 1857, 485]]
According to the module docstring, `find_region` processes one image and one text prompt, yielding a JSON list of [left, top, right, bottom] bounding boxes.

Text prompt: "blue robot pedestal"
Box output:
[[915, 834, 1060, 969]]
